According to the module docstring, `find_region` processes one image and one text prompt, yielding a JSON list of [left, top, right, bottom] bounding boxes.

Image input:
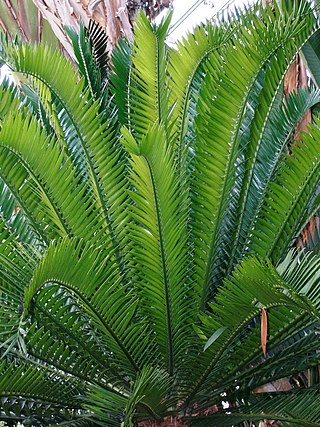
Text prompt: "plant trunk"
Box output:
[[136, 417, 188, 427]]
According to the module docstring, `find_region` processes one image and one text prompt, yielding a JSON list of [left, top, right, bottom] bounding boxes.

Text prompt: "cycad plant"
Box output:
[[1, 1, 320, 425]]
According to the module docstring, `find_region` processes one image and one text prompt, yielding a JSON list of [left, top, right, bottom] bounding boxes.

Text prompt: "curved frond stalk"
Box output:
[[0, 359, 85, 423], [0, 81, 20, 124], [168, 18, 234, 167], [3, 42, 128, 248], [0, 175, 39, 245], [302, 27, 320, 89], [84, 385, 127, 426], [188, 388, 320, 426], [25, 287, 130, 392], [123, 366, 172, 423], [123, 125, 189, 375], [227, 35, 320, 271], [250, 117, 320, 262], [110, 38, 132, 126], [24, 238, 155, 377], [182, 256, 316, 406], [0, 218, 39, 348], [66, 21, 108, 101], [0, 111, 96, 242], [190, 2, 318, 307], [235, 87, 320, 261]]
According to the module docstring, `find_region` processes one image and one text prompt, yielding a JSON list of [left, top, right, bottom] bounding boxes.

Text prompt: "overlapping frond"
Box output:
[[181, 256, 316, 405], [189, 388, 320, 426], [1, 41, 129, 249], [236, 87, 320, 260], [189, 1, 318, 307], [109, 38, 132, 126], [123, 125, 189, 375], [0, 81, 20, 124], [168, 17, 234, 165], [250, 117, 320, 261], [66, 21, 108, 100], [0, 110, 97, 242], [227, 60, 320, 270], [128, 12, 171, 139], [24, 238, 155, 377], [0, 359, 86, 424], [25, 287, 122, 389]]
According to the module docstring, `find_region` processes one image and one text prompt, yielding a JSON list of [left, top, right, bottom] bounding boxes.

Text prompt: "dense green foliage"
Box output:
[[1, 1, 320, 425]]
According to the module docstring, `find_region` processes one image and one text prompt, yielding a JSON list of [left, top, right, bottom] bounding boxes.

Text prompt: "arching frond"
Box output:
[[250, 117, 320, 261], [24, 238, 155, 378], [123, 125, 189, 375]]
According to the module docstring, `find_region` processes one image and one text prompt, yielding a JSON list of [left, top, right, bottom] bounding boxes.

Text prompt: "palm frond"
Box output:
[[2, 40, 132, 267], [302, 26, 320, 88], [0, 110, 96, 242], [188, 388, 320, 426], [182, 256, 316, 406], [0, 80, 20, 124], [0, 177, 38, 245], [0, 359, 85, 424], [24, 238, 155, 378], [128, 12, 171, 139], [109, 38, 132, 126], [123, 125, 189, 375], [190, 1, 318, 307], [25, 286, 124, 390], [65, 21, 105, 100], [168, 17, 234, 166], [237, 87, 320, 260], [228, 63, 320, 270], [250, 117, 320, 261], [0, 216, 38, 347]]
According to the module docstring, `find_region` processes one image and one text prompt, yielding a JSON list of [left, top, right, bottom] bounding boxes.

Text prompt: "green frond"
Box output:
[[0, 359, 85, 424], [168, 18, 234, 165], [65, 21, 108, 100], [0, 81, 20, 124], [2, 41, 132, 269], [0, 110, 97, 242], [128, 12, 171, 138], [0, 177, 38, 245], [2, 41, 125, 246], [302, 27, 320, 88], [125, 366, 172, 423], [188, 388, 320, 426], [109, 38, 132, 126], [237, 87, 320, 259], [182, 255, 317, 406], [250, 117, 320, 261], [0, 217, 38, 346], [88, 20, 109, 82], [24, 238, 155, 377], [123, 125, 189, 375], [189, 2, 318, 307], [227, 60, 320, 271], [25, 287, 124, 390], [84, 384, 128, 426]]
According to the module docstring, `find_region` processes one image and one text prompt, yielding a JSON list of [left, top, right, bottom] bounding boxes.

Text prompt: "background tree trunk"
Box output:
[[0, 0, 172, 61]]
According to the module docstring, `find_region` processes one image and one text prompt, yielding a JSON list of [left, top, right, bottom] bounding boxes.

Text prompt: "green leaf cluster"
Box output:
[[0, 1, 320, 425]]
